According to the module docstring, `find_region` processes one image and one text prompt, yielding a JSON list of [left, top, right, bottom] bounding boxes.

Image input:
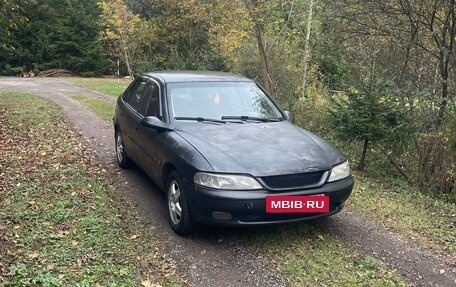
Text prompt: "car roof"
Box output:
[[143, 71, 252, 83]]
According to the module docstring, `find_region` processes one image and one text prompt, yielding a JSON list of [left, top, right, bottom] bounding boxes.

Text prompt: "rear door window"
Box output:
[[140, 81, 162, 120], [124, 78, 147, 112]]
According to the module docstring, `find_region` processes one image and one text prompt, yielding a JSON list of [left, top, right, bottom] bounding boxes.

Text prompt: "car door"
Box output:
[[135, 79, 165, 184], [118, 77, 148, 162]]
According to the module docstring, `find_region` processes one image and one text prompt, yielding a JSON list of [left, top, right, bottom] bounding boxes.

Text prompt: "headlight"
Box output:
[[194, 172, 262, 190], [328, 161, 350, 182]]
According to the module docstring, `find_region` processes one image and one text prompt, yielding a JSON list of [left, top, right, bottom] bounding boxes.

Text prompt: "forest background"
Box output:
[[1, 0, 455, 203]]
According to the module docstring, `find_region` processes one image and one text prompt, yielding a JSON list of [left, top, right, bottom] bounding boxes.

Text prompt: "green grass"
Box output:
[[348, 173, 456, 256], [73, 95, 115, 121], [70, 78, 132, 97], [248, 224, 407, 287], [0, 91, 180, 286]]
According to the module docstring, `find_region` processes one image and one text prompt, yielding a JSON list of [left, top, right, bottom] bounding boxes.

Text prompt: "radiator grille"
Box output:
[[260, 171, 328, 190]]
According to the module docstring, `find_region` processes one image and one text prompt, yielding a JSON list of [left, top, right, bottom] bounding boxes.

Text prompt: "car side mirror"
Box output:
[[141, 116, 173, 131], [284, 111, 293, 123]]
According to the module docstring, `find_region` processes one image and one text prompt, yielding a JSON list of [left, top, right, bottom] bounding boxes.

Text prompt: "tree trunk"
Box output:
[[435, 60, 449, 127], [397, 0, 418, 87], [243, 0, 273, 93], [301, 0, 315, 98], [123, 46, 134, 78], [120, 7, 134, 79], [254, 22, 273, 93], [377, 145, 410, 181], [431, 0, 455, 128], [358, 138, 369, 170]]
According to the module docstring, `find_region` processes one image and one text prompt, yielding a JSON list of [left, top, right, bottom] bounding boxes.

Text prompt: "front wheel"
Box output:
[[115, 130, 130, 168], [167, 171, 197, 235]]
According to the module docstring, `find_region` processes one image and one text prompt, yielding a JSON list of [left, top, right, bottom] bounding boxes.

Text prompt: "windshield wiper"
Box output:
[[221, 116, 281, 122], [175, 117, 226, 124]]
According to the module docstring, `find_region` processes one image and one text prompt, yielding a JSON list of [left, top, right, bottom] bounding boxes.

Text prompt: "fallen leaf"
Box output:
[[317, 234, 324, 240], [141, 280, 152, 287], [1, 266, 11, 275], [200, 249, 206, 255], [28, 252, 39, 259], [130, 235, 138, 240], [71, 240, 79, 246], [58, 230, 70, 238], [440, 269, 445, 274]]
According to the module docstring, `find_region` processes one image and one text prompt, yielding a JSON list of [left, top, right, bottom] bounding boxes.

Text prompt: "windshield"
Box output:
[[167, 82, 284, 121]]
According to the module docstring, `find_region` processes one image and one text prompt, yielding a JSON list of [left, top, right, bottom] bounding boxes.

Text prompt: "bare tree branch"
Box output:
[[266, 0, 294, 55]]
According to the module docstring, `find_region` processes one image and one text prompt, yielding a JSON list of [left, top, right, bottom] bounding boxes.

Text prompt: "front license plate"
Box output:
[[265, 196, 329, 213]]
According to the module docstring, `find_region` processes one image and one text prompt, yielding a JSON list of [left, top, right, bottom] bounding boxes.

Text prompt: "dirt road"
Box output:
[[1, 77, 454, 287]]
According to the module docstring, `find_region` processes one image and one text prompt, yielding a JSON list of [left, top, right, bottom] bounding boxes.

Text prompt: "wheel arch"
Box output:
[[162, 162, 176, 189]]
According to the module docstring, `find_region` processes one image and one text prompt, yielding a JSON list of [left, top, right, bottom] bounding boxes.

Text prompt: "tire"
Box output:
[[167, 171, 197, 235], [115, 130, 130, 168]]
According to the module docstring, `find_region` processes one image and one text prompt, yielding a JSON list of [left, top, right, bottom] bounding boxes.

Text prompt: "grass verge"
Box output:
[[69, 78, 131, 97], [348, 173, 455, 257], [0, 91, 180, 286], [249, 224, 407, 287], [73, 95, 115, 122]]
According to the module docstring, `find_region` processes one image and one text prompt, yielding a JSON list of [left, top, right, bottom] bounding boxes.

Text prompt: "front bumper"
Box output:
[[189, 176, 354, 226]]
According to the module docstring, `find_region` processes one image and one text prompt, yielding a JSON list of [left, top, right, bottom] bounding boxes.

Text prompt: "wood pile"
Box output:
[[37, 69, 76, 77]]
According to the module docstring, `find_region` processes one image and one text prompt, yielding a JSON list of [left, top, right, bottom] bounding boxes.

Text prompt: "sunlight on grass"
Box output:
[[69, 77, 132, 97], [73, 95, 115, 121]]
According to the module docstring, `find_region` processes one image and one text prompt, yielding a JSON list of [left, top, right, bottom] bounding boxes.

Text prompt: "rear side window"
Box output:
[[140, 81, 161, 119], [124, 78, 147, 112]]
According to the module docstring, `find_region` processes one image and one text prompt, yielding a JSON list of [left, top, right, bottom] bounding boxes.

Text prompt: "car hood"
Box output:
[[175, 121, 346, 177]]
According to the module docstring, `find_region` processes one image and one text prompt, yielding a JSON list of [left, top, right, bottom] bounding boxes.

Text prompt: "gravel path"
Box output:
[[1, 77, 454, 287]]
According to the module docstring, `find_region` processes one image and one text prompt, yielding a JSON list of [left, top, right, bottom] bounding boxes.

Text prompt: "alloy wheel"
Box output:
[[116, 133, 124, 163], [168, 180, 182, 225]]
